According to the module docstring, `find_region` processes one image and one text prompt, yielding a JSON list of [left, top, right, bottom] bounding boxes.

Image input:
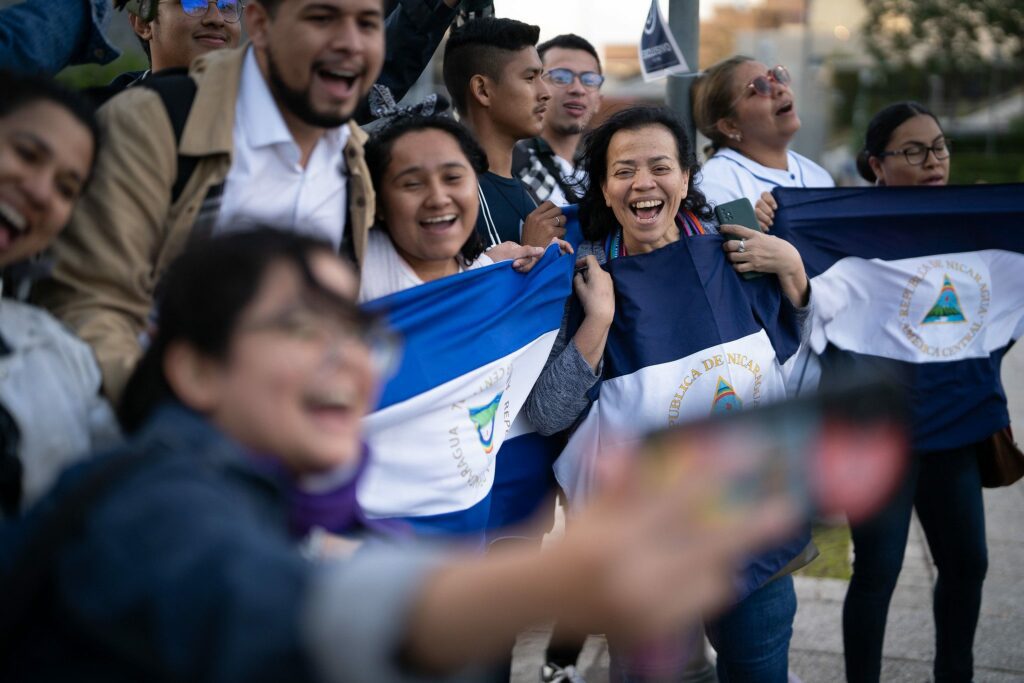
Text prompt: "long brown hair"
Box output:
[[692, 55, 755, 155]]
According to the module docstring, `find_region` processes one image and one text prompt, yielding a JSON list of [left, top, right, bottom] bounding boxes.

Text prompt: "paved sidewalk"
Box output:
[[512, 343, 1024, 683]]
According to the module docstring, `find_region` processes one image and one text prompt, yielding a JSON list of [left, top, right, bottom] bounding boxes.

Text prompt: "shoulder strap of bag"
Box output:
[[531, 138, 582, 203], [138, 68, 200, 204]]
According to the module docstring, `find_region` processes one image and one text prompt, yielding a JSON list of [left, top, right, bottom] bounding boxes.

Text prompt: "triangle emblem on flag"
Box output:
[[468, 392, 504, 454], [922, 274, 967, 324], [710, 376, 743, 414]]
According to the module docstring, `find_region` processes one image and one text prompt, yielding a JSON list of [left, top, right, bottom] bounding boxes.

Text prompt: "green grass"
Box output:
[[796, 523, 853, 580]]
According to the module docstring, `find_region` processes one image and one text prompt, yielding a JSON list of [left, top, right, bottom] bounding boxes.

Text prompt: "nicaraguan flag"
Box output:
[[554, 235, 802, 503], [358, 246, 572, 535], [771, 184, 1024, 451]]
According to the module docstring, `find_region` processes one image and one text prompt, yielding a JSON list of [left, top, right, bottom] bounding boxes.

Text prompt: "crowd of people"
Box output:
[[0, 1, 1007, 682]]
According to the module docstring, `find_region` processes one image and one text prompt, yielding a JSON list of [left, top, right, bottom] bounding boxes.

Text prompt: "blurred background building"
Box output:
[[13, 0, 1021, 185]]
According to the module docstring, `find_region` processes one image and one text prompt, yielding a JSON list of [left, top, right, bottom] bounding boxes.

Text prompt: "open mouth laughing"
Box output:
[[629, 198, 665, 224], [419, 213, 459, 233], [0, 201, 27, 251], [303, 386, 360, 432], [314, 63, 362, 101]]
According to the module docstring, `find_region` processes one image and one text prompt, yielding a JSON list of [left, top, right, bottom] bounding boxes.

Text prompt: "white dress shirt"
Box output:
[[215, 48, 351, 249]]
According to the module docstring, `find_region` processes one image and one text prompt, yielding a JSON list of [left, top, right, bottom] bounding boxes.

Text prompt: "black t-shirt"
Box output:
[[476, 172, 536, 247]]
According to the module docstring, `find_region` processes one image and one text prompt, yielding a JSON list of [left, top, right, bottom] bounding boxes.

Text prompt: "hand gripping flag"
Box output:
[[358, 246, 572, 535], [553, 235, 802, 503], [771, 184, 1024, 452]]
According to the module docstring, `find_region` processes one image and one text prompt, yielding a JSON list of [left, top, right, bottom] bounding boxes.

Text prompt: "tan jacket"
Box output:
[[37, 47, 374, 404]]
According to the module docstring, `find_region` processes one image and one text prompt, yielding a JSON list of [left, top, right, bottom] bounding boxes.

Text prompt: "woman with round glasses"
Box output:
[[692, 56, 834, 223], [841, 102, 989, 683], [857, 101, 950, 186]]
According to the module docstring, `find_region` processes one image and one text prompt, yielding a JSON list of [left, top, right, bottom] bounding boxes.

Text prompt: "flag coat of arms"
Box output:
[[358, 247, 572, 533], [771, 184, 1024, 451], [553, 235, 802, 503]]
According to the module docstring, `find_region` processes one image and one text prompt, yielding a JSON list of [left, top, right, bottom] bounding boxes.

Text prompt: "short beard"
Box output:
[[265, 47, 351, 130], [552, 120, 587, 137]]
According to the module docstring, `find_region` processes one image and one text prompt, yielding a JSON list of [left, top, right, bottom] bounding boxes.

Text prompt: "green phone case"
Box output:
[[714, 198, 764, 280]]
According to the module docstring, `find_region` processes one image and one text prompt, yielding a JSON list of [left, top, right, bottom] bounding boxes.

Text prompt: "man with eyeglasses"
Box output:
[[513, 33, 603, 207], [78, 0, 244, 105]]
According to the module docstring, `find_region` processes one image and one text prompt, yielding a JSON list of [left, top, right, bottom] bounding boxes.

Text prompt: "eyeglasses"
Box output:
[[543, 68, 605, 90], [732, 65, 791, 106], [876, 140, 951, 166], [177, 0, 244, 22], [241, 305, 403, 378]]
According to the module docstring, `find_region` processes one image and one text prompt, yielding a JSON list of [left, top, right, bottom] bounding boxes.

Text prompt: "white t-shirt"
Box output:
[[358, 229, 493, 303], [215, 49, 350, 249], [698, 147, 834, 209]]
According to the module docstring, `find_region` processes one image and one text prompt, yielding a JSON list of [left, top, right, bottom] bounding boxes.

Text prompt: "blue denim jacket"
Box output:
[[0, 404, 452, 682], [0, 0, 119, 75]]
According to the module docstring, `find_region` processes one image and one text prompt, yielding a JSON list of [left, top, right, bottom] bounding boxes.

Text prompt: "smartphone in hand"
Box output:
[[715, 198, 764, 280], [637, 381, 909, 525]]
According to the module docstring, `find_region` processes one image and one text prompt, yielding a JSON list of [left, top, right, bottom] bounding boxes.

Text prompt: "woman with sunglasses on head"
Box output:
[[841, 102, 986, 683], [693, 56, 834, 230], [1, 227, 798, 681]]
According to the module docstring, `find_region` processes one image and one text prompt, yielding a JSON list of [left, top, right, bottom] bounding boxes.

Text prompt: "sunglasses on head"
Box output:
[[734, 65, 791, 105], [543, 68, 605, 90]]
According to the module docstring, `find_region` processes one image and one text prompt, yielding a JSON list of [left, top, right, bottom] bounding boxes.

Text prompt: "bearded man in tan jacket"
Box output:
[[38, 0, 386, 403]]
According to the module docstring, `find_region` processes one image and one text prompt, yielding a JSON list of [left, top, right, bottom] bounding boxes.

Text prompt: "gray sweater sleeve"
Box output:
[[523, 242, 608, 436], [302, 542, 484, 683]]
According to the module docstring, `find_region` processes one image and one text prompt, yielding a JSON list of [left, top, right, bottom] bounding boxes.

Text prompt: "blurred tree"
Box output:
[[863, 0, 1022, 71], [861, 0, 1023, 115]]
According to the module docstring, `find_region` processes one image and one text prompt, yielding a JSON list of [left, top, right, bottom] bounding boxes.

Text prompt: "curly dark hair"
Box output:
[[365, 115, 487, 266], [578, 106, 714, 242]]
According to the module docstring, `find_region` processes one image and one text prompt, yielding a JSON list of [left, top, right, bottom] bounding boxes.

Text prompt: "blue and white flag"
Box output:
[[554, 235, 802, 502], [772, 184, 1024, 451], [358, 246, 572, 534]]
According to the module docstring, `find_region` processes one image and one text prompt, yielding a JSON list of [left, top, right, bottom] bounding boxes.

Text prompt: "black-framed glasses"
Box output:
[[178, 0, 244, 22], [733, 65, 791, 106], [543, 68, 605, 90], [876, 140, 951, 166]]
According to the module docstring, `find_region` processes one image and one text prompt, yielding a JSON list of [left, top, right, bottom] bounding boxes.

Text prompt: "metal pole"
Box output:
[[667, 0, 701, 148]]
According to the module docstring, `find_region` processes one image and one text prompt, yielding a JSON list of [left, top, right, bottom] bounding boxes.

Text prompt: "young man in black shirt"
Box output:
[[442, 17, 565, 248]]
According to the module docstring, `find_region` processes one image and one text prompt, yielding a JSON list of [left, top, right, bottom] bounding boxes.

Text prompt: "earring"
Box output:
[[729, 133, 742, 142]]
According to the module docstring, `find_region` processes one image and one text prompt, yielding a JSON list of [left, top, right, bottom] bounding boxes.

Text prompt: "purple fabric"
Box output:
[[246, 445, 406, 539]]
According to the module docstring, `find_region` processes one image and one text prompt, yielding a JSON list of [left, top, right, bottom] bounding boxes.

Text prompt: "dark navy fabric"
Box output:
[[561, 237, 806, 597], [595, 235, 801, 381], [819, 344, 1012, 452], [770, 184, 1024, 278], [363, 245, 573, 409], [0, 405, 316, 682]]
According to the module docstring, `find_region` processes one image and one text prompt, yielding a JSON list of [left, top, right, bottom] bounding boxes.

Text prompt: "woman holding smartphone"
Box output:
[[525, 106, 809, 682]]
